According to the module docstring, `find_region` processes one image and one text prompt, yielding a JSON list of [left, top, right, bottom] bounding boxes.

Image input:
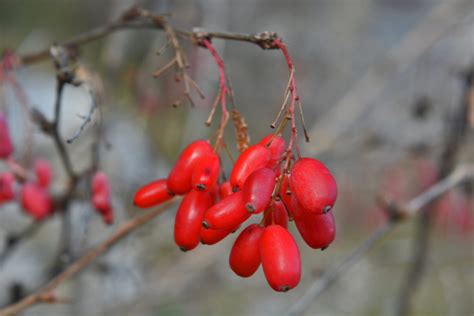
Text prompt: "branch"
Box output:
[[16, 7, 280, 67], [285, 164, 474, 316], [0, 200, 178, 316]]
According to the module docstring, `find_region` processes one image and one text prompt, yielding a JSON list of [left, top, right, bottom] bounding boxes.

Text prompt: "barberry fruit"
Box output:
[[167, 140, 213, 194], [230, 144, 271, 190], [290, 158, 337, 214], [202, 191, 250, 230], [229, 224, 264, 277], [134, 179, 174, 208], [242, 168, 276, 213], [260, 225, 301, 292], [174, 190, 214, 251]]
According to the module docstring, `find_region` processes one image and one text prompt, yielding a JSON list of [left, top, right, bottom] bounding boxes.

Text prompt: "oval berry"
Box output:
[[34, 159, 52, 188], [260, 225, 301, 292], [174, 190, 214, 251], [200, 226, 235, 245], [134, 179, 174, 208], [202, 191, 250, 230], [291, 196, 336, 249], [264, 199, 289, 228], [92, 171, 110, 195], [219, 181, 233, 199], [242, 168, 276, 213], [167, 140, 213, 194], [21, 183, 52, 220], [229, 224, 264, 278], [0, 113, 13, 159], [259, 134, 286, 168], [230, 144, 271, 190], [290, 158, 337, 214], [192, 153, 220, 191]]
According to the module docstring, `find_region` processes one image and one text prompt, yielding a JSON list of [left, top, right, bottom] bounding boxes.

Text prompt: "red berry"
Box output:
[[200, 226, 235, 245], [101, 209, 114, 225], [92, 193, 111, 214], [134, 179, 174, 208], [260, 225, 301, 292], [34, 159, 52, 188], [202, 191, 250, 230], [21, 183, 52, 220], [290, 158, 337, 214], [219, 181, 234, 199], [0, 113, 13, 159], [230, 144, 271, 190], [192, 152, 220, 191], [229, 224, 264, 277], [259, 134, 286, 168], [92, 171, 110, 196], [174, 190, 214, 251], [0, 172, 15, 203], [167, 140, 213, 194], [242, 168, 276, 213], [264, 199, 289, 228], [291, 196, 336, 249]]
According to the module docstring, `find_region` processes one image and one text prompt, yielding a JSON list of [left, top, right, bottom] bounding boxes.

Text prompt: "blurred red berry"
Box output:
[[21, 183, 52, 220], [34, 159, 52, 188], [0, 113, 13, 159]]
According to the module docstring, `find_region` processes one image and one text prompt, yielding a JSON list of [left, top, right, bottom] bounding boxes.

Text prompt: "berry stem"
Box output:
[[201, 39, 230, 153]]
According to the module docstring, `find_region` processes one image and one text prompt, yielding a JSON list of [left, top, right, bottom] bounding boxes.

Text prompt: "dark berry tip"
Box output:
[[196, 183, 206, 191], [246, 204, 256, 213], [324, 205, 332, 214], [202, 220, 210, 229], [279, 285, 290, 292], [321, 246, 328, 251], [179, 246, 188, 252]]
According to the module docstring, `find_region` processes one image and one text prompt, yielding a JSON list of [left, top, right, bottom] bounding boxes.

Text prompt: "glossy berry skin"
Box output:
[[291, 196, 336, 249], [0, 172, 15, 203], [167, 140, 213, 194], [200, 226, 234, 245], [260, 225, 301, 292], [290, 158, 337, 214], [175, 190, 214, 251], [21, 183, 52, 220], [259, 134, 286, 169], [203, 191, 250, 230], [192, 153, 220, 191], [229, 224, 264, 277], [264, 199, 289, 228], [219, 181, 233, 199], [0, 114, 13, 159], [242, 168, 276, 213], [230, 144, 271, 190], [34, 159, 52, 188], [134, 179, 174, 208]]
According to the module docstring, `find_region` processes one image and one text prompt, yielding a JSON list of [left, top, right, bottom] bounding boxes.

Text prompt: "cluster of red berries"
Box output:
[[0, 112, 113, 224], [134, 134, 337, 292]]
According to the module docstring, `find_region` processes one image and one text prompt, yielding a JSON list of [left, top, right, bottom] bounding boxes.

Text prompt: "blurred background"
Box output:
[[0, 0, 473, 315]]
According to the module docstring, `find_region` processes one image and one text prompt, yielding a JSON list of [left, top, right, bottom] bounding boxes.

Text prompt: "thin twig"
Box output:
[[285, 164, 474, 316]]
